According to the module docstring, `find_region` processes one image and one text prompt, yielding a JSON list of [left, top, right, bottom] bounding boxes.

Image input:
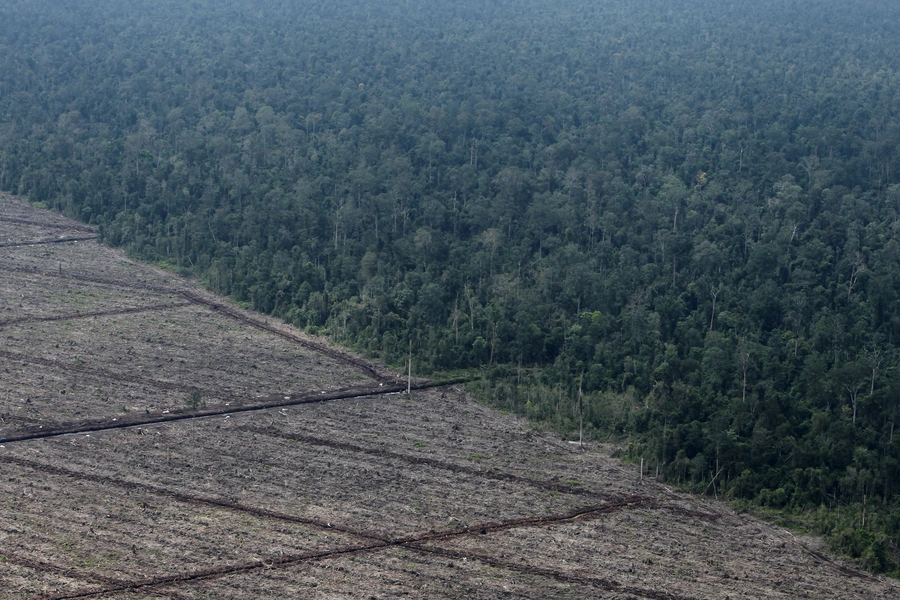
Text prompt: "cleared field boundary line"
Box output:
[[0, 551, 131, 589], [1, 265, 391, 382], [0, 216, 98, 233], [35, 497, 683, 600], [0, 348, 203, 397], [4, 453, 711, 600], [241, 424, 609, 500], [0, 236, 98, 248], [1, 412, 720, 524], [0, 301, 193, 328], [0, 380, 468, 443], [1, 266, 178, 295], [406, 543, 699, 600], [177, 289, 391, 382], [0, 454, 377, 540], [243, 425, 725, 523]]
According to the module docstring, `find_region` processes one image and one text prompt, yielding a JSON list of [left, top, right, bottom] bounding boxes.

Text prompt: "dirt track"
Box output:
[[1, 192, 898, 599]]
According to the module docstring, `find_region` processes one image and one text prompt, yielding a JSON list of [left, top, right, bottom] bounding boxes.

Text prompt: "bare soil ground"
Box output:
[[0, 192, 897, 599]]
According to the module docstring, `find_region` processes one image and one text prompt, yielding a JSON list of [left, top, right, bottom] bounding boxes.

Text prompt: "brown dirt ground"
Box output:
[[1, 193, 898, 599]]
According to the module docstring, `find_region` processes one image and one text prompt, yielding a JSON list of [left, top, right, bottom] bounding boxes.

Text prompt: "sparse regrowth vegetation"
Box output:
[[185, 389, 204, 411]]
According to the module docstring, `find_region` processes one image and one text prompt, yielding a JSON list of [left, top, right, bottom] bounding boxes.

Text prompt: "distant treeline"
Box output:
[[1, 0, 899, 574]]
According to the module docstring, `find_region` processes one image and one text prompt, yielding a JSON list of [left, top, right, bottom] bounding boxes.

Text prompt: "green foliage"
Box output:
[[734, 501, 900, 577], [2, 0, 900, 575], [185, 389, 204, 412]]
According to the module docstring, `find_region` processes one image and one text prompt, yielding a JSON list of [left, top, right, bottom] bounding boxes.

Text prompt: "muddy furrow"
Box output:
[[241, 424, 611, 501], [0, 236, 98, 248], [0, 301, 193, 328], [0, 216, 98, 233], [178, 290, 389, 382], [34, 499, 658, 600]]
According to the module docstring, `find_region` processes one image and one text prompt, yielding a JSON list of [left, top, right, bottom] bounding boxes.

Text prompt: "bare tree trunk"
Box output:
[[578, 373, 584, 449], [844, 384, 861, 426], [742, 363, 748, 403], [738, 342, 750, 403], [407, 338, 412, 396]]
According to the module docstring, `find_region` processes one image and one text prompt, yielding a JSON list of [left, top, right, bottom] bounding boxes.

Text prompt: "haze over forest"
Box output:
[[1, 0, 900, 574]]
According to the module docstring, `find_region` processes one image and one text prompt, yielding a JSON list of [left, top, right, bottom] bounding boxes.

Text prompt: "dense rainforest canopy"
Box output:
[[2, 0, 900, 573]]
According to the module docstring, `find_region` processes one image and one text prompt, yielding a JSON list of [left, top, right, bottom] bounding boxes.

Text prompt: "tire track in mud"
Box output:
[[36, 498, 664, 600], [0, 216, 98, 233], [0, 236, 98, 248], [0, 301, 193, 328]]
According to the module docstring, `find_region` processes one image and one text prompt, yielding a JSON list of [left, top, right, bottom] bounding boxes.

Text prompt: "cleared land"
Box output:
[[0, 192, 897, 599]]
